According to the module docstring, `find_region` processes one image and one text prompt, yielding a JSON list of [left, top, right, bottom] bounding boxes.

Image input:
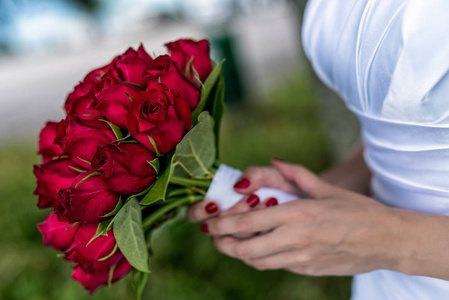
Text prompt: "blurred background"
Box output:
[[0, 0, 360, 299]]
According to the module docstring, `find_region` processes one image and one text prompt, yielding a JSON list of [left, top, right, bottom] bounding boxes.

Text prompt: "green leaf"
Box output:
[[147, 158, 160, 174], [87, 221, 110, 246], [106, 205, 124, 231], [125, 92, 133, 102], [147, 136, 161, 156], [68, 166, 86, 173], [99, 119, 123, 140], [76, 156, 92, 166], [102, 196, 123, 218], [210, 73, 225, 158], [127, 184, 153, 202], [172, 111, 216, 178], [136, 272, 149, 300], [117, 139, 140, 145], [75, 171, 100, 188], [98, 243, 119, 261], [120, 80, 145, 90], [191, 60, 224, 124], [114, 198, 150, 273], [185, 56, 194, 77], [108, 264, 117, 288], [140, 155, 174, 205], [114, 132, 132, 143]]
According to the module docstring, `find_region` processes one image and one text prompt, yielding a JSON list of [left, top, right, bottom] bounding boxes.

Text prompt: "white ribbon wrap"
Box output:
[[204, 164, 299, 210]]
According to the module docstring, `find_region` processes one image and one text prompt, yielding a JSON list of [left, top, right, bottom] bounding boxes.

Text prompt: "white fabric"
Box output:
[[205, 164, 298, 211], [302, 0, 449, 299]]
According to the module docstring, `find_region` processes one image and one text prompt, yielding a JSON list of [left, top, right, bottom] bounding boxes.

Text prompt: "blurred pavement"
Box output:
[[0, 7, 304, 140]]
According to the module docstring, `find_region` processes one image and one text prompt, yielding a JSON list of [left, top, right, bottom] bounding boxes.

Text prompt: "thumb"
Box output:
[[271, 159, 330, 199]]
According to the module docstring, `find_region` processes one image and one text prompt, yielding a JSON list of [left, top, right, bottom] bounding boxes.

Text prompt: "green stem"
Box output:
[[169, 176, 212, 188], [142, 195, 204, 231]]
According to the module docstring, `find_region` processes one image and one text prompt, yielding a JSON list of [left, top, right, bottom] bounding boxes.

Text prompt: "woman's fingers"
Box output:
[[212, 229, 292, 260], [271, 159, 330, 198], [206, 205, 286, 235], [233, 166, 300, 196], [247, 250, 309, 271], [186, 200, 220, 223]]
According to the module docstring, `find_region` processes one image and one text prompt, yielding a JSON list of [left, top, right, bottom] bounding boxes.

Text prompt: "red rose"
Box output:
[[38, 121, 63, 162], [66, 95, 112, 129], [84, 63, 117, 85], [66, 224, 131, 293], [37, 212, 80, 251], [126, 82, 192, 154], [92, 143, 157, 194], [33, 158, 83, 209], [165, 39, 212, 83], [113, 44, 153, 87], [89, 70, 140, 128], [55, 171, 120, 223], [144, 55, 200, 110], [66, 224, 121, 270], [72, 257, 131, 294], [65, 63, 116, 114], [62, 127, 115, 169], [54, 118, 116, 151]]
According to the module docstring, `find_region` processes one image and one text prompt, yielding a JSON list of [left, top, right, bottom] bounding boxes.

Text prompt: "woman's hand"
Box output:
[[203, 160, 405, 276], [186, 165, 300, 225]]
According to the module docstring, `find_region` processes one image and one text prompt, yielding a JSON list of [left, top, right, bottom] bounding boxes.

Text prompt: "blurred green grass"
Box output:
[[0, 74, 352, 300]]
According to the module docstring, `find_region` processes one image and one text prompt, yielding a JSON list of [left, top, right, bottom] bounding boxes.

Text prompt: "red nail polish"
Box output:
[[247, 194, 260, 208], [265, 197, 278, 207], [234, 178, 250, 189], [205, 203, 218, 214], [201, 223, 209, 233]]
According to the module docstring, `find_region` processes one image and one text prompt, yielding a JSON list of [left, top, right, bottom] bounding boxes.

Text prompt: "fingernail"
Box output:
[[205, 202, 218, 214], [265, 197, 278, 207], [201, 223, 209, 233], [234, 178, 250, 189], [247, 194, 260, 208]]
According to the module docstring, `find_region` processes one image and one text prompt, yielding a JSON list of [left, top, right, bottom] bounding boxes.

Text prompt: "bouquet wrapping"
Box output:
[[34, 38, 297, 296]]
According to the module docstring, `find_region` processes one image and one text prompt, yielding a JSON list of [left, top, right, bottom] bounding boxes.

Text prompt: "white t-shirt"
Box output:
[[302, 0, 449, 299]]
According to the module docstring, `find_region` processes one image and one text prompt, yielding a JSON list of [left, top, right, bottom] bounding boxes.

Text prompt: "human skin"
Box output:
[[186, 140, 449, 279]]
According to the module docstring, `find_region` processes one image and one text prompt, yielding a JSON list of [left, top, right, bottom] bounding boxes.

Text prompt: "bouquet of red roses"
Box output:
[[34, 39, 226, 296]]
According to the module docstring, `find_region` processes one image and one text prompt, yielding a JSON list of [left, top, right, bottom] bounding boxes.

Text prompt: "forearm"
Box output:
[[320, 139, 371, 195], [391, 209, 449, 280]]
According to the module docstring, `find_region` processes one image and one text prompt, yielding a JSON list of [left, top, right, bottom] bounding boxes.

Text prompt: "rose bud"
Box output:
[[55, 171, 120, 223], [54, 118, 116, 151], [165, 39, 213, 83], [144, 55, 200, 110], [65, 81, 94, 115], [65, 224, 132, 293], [65, 224, 121, 269], [72, 257, 131, 294], [66, 95, 111, 129], [113, 44, 153, 87], [62, 128, 115, 169], [33, 158, 84, 209], [89, 70, 140, 128], [65, 63, 117, 114], [126, 82, 192, 154], [37, 212, 80, 251], [38, 121, 63, 162], [92, 144, 157, 194]]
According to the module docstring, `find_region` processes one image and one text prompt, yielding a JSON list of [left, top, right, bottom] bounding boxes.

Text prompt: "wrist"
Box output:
[[378, 207, 415, 273], [385, 208, 449, 278]]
